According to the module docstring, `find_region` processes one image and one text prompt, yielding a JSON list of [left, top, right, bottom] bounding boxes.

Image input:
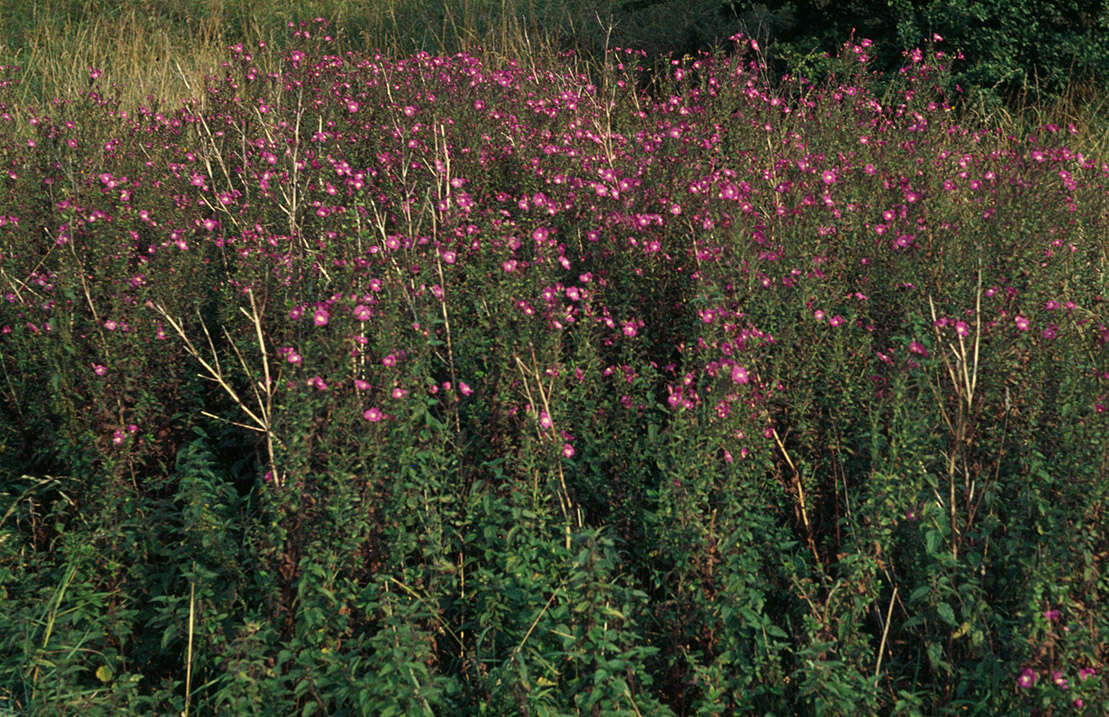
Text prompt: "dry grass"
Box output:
[[0, 0, 617, 115]]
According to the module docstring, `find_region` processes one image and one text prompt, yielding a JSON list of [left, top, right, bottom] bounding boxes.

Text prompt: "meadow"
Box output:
[[0, 7, 1107, 715]]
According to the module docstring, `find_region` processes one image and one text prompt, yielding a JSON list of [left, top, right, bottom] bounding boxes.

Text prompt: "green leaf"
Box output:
[[95, 664, 113, 683], [936, 602, 957, 627], [908, 585, 931, 605], [925, 529, 941, 556], [926, 641, 943, 669], [765, 623, 788, 639]]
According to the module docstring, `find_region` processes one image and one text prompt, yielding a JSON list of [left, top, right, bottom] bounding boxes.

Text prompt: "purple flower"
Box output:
[[1018, 668, 1037, 688]]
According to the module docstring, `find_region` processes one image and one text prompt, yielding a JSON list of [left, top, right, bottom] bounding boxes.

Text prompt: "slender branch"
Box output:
[[875, 585, 898, 677]]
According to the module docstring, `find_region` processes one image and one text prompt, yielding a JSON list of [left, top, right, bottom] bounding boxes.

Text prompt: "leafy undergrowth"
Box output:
[[1, 20, 1106, 715]]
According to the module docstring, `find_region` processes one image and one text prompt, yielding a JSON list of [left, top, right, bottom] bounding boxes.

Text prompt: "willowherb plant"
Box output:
[[0, 18, 1105, 715]]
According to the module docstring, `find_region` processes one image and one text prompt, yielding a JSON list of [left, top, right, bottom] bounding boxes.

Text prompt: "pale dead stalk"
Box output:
[[926, 263, 984, 561], [514, 349, 579, 550], [149, 288, 281, 486]]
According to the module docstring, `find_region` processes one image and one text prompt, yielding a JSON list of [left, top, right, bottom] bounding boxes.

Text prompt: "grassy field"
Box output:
[[0, 4, 1107, 715]]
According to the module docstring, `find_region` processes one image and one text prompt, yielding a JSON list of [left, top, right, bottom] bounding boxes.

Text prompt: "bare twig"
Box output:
[[770, 426, 821, 564], [183, 566, 196, 717], [149, 290, 281, 486], [875, 585, 898, 677]]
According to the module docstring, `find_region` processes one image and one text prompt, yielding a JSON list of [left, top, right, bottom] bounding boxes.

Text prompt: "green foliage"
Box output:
[[1, 10, 1107, 715], [706, 0, 1109, 109]]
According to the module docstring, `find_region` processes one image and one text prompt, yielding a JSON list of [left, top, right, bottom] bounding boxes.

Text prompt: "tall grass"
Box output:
[[0, 7, 1106, 716], [0, 0, 620, 113]]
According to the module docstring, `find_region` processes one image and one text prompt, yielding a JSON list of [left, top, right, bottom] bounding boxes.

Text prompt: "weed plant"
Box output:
[[0, 18, 1107, 715]]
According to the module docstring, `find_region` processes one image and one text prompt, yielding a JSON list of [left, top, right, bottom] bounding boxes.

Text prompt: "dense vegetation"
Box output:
[[0, 3, 1106, 715]]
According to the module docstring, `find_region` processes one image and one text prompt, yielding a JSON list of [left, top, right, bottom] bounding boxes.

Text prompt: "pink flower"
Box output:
[[363, 407, 384, 422], [561, 443, 575, 458], [92, 363, 108, 376], [1052, 671, 1068, 689], [1078, 667, 1096, 681], [354, 379, 370, 391], [955, 321, 969, 338], [731, 365, 749, 384], [1018, 668, 1037, 688], [538, 410, 553, 430], [1015, 315, 1030, 331], [829, 315, 845, 327], [1043, 609, 1060, 621], [353, 304, 372, 321], [313, 307, 330, 326], [459, 381, 472, 396], [909, 341, 928, 356], [391, 386, 408, 399]]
